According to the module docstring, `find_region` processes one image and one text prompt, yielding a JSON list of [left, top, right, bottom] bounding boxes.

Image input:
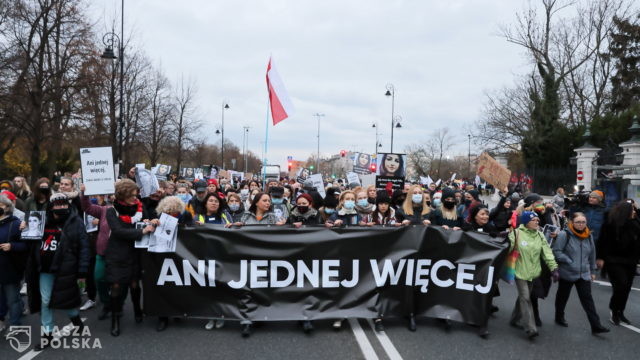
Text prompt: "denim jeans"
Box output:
[[40, 273, 79, 333], [0, 282, 22, 325]]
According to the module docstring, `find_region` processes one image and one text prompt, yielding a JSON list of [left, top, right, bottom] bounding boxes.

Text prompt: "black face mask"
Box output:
[[464, 199, 472, 206], [426, 201, 431, 206], [443, 200, 456, 209], [297, 206, 309, 214], [52, 208, 70, 221], [0, 208, 4, 216], [367, 198, 376, 205], [40, 187, 51, 196]]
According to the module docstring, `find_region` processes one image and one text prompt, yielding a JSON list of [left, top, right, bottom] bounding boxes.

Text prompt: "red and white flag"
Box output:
[[266, 57, 295, 125]]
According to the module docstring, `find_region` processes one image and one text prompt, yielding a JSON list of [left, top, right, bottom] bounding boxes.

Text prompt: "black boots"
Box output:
[[70, 315, 84, 334], [131, 286, 143, 323], [156, 317, 168, 332], [408, 313, 416, 332], [34, 332, 53, 351], [241, 323, 252, 337], [111, 311, 121, 337], [98, 305, 111, 321], [302, 320, 313, 334], [555, 317, 569, 327], [374, 319, 385, 332]]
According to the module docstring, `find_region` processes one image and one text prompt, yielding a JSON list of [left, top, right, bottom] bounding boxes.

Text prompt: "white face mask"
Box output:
[[240, 189, 249, 195]]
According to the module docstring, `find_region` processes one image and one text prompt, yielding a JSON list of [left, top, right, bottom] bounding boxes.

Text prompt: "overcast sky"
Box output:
[[90, 0, 531, 169]]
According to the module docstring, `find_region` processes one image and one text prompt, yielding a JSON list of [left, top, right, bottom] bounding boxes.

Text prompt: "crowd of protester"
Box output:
[[0, 170, 638, 350]]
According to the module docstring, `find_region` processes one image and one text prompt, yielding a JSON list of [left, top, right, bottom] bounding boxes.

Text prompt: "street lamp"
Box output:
[[385, 83, 402, 153], [314, 113, 325, 174], [215, 102, 230, 168], [243, 126, 250, 173], [101, 0, 125, 173], [468, 134, 471, 179]]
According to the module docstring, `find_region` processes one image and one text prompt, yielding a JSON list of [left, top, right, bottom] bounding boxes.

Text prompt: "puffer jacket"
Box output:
[[508, 225, 558, 281], [240, 211, 279, 225], [552, 229, 596, 282]]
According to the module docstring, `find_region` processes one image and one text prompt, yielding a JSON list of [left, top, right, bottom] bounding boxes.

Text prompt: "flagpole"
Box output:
[[262, 102, 270, 189]]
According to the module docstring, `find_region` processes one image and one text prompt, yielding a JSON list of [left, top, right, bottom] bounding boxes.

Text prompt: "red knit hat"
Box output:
[[0, 190, 16, 202], [296, 193, 314, 208], [207, 178, 218, 186]]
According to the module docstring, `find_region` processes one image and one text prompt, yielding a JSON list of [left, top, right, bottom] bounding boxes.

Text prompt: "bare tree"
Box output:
[[172, 75, 201, 171], [142, 69, 173, 165], [430, 128, 455, 178]]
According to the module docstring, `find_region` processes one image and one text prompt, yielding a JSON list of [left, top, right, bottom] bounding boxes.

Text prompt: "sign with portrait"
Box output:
[[152, 164, 172, 181], [21, 211, 46, 240], [376, 153, 406, 178], [353, 153, 373, 175]]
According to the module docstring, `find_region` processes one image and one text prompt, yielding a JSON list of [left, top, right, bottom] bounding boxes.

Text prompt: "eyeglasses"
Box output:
[[573, 221, 587, 224]]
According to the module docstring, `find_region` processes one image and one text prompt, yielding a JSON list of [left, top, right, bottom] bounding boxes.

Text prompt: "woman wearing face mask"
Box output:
[[553, 213, 609, 334], [289, 193, 321, 229], [354, 190, 376, 226], [175, 184, 192, 205], [245, 189, 260, 211], [430, 188, 464, 230], [104, 180, 156, 337], [26, 178, 52, 212], [391, 189, 407, 211], [326, 191, 360, 228], [396, 185, 431, 226], [26, 193, 89, 351], [432, 191, 442, 209], [366, 185, 377, 205], [319, 188, 339, 223], [226, 193, 245, 223]]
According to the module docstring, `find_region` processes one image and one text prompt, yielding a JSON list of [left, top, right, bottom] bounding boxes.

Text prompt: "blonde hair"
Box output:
[[156, 196, 186, 215], [402, 185, 431, 216], [338, 190, 356, 210]]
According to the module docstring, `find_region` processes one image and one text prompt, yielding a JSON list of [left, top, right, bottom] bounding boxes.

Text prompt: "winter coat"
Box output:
[[508, 225, 558, 281], [461, 220, 499, 237], [0, 215, 27, 284], [80, 194, 111, 256], [396, 206, 430, 225], [429, 208, 464, 228], [328, 208, 361, 226], [197, 211, 232, 225], [552, 229, 596, 282], [597, 217, 640, 266], [26, 211, 89, 312], [489, 196, 512, 231], [362, 208, 397, 225], [240, 211, 279, 225], [288, 208, 321, 226], [228, 206, 245, 223], [25, 197, 49, 212], [105, 207, 144, 284]]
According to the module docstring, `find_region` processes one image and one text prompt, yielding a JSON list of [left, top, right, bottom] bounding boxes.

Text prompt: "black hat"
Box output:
[[376, 194, 391, 205], [323, 194, 338, 208], [269, 186, 284, 197], [442, 188, 456, 200], [194, 181, 207, 193], [523, 193, 543, 208]]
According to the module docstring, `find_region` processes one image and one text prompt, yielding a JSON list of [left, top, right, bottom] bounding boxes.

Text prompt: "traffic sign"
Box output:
[[577, 171, 584, 181]]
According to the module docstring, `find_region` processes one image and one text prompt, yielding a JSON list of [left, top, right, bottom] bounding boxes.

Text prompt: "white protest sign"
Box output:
[[80, 147, 116, 196], [450, 173, 457, 182], [150, 213, 178, 253], [136, 163, 146, 170], [360, 174, 376, 188], [346, 172, 360, 186], [308, 174, 326, 198]]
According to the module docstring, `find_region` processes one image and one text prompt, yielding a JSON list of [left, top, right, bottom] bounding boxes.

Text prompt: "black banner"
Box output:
[[142, 226, 508, 326]]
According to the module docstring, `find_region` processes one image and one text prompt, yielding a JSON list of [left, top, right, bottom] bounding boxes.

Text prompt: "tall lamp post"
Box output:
[[242, 126, 250, 173], [385, 84, 402, 153], [372, 123, 383, 154], [215, 102, 230, 169], [313, 113, 325, 174], [467, 134, 471, 179], [101, 0, 125, 172]]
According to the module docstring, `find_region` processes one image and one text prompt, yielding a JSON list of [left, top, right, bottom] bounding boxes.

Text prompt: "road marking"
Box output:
[[367, 319, 404, 360], [348, 318, 379, 360], [593, 280, 640, 292], [620, 323, 640, 334], [18, 317, 86, 360]]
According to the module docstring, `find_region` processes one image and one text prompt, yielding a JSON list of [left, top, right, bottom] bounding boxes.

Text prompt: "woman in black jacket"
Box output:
[[105, 180, 156, 337], [396, 185, 431, 225], [288, 193, 321, 227], [596, 200, 640, 326], [25, 193, 89, 351], [489, 196, 512, 232]]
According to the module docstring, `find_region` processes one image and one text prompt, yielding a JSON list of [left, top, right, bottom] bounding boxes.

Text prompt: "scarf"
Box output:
[[355, 203, 375, 215], [568, 223, 590, 239], [61, 190, 79, 200], [337, 207, 358, 216], [114, 199, 143, 224]]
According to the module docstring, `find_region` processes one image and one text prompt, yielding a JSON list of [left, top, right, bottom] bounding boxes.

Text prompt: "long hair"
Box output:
[[197, 192, 227, 216], [381, 153, 404, 177], [32, 178, 51, 202], [608, 201, 634, 228], [402, 185, 430, 216], [248, 192, 270, 214], [337, 190, 356, 210]]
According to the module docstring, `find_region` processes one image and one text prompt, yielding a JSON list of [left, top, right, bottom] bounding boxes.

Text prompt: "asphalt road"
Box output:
[[1, 275, 638, 360]]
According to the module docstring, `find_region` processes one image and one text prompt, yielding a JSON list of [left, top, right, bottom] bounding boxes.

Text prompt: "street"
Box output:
[[1, 275, 638, 360]]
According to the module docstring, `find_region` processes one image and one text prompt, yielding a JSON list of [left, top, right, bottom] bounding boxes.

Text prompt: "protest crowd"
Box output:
[[0, 163, 638, 353]]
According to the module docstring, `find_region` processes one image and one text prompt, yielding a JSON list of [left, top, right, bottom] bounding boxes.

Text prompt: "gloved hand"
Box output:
[[551, 269, 560, 283]]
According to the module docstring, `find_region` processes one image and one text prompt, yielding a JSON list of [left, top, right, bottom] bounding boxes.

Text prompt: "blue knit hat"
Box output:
[[519, 211, 538, 225]]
